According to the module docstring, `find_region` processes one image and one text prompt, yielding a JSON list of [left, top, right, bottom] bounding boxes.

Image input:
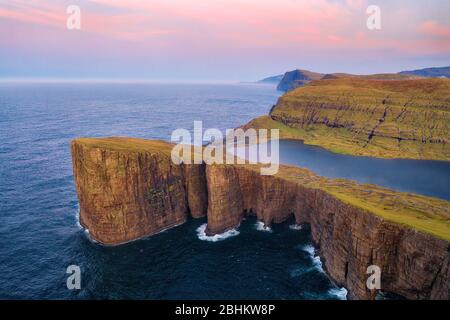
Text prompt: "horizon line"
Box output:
[[0, 77, 268, 85]]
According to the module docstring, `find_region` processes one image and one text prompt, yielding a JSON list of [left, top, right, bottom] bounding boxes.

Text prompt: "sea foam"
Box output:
[[302, 244, 348, 299], [302, 244, 324, 272], [328, 287, 348, 300], [255, 221, 272, 232], [289, 224, 303, 230], [196, 223, 240, 242], [75, 204, 83, 230]]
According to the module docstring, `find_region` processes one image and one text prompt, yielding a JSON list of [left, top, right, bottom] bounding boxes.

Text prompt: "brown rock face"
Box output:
[[204, 164, 450, 300], [71, 137, 449, 300], [184, 163, 208, 218], [205, 165, 243, 235], [308, 194, 450, 300], [71, 138, 207, 245]]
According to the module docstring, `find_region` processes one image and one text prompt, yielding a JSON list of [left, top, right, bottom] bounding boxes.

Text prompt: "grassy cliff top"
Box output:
[[277, 77, 450, 111], [246, 78, 450, 161], [73, 137, 450, 242], [272, 164, 450, 242], [322, 73, 421, 80], [72, 137, 174, 154]]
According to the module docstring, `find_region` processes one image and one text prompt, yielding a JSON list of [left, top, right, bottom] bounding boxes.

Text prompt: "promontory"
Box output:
[[71, 137, 450, 300]]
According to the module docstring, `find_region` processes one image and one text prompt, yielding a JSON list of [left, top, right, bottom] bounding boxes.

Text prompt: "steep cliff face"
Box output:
[[277, 69, 324, 91], [306, 194, 449, 300], [185, 163, 208, 218], [204, 164, 450, 300], [71, 138, 207, 245], [71, 137, 450, 299]]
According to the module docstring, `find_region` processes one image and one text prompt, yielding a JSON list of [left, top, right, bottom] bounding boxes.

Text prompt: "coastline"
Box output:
[[241, 115, 450, 162], [71, 137, 450, 299], [241, 78, 450, 162]]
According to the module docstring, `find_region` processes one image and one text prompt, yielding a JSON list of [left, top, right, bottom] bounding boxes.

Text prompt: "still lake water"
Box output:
[[244, 140, 450, 201], [0, 82, 447, 299]]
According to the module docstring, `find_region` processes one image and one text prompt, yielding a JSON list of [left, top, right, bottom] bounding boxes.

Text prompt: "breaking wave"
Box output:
[[289, 224, 303, 230], [74, 203, 83, 230], [196, 223, 240, 242], [255, 221, 272, 232], [328, 287, 348, 300], [301, 244, 324, 272], [302, 244, 348, 299]]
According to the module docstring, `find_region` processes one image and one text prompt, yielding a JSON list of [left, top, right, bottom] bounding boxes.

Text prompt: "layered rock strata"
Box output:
[[71, 137, 450, 300]]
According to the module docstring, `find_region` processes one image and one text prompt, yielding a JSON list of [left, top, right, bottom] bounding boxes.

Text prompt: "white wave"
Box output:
[[312, 256, 324, 272], [302, 244, 316, 256], [75, 206, 83, 230], [301, 244, 348, 298], [328, 287, 348, 300], [83, 228, 98, 244], [302, 244, 324, 272], [255, 221, 272, 232], [289, 224, 303, 230], [196, 223, 240, 242]]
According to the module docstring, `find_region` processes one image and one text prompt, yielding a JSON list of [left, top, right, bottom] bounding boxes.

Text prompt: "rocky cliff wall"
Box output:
[[71, 138, 207, 244], [205, 164, 450, 300], [271, 78, 450, 145], [71, 138, 449, 300]]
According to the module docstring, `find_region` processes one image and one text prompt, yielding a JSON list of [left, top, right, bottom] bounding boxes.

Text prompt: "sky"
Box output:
[[1, 0, 450, 81]]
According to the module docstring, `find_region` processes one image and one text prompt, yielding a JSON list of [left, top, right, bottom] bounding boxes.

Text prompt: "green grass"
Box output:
[[266, 164, 450, 242], [328, 190, 450, 242], [73, 137, 174, 154], [244, 78, 450, 161]]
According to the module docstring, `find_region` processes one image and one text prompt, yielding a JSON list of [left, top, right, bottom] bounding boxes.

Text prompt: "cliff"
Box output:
[[71, 138, 207, 244], [71, 137, 450, 300], [277, 69, 324, 91], [276, 69, 419, 92], [243, 78, 450, 161]]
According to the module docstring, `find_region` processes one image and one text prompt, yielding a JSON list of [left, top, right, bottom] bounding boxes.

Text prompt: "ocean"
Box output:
[[0, 82, 347, 299]]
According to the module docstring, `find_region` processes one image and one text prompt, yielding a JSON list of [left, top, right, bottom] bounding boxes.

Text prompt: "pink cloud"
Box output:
[[419, 20, 450, 38], [1, 0, 449, 75]]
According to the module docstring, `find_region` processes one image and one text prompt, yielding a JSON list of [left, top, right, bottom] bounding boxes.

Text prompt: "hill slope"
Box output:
[[276, 69, 420, 92], [276, 69, 324, 91], [244, 78, 450, 160]]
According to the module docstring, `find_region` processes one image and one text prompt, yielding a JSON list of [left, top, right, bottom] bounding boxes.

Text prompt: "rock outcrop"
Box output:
[[71, 137, 450, 300], [277, 69, 324, 91], [71, 138, 206, 244]]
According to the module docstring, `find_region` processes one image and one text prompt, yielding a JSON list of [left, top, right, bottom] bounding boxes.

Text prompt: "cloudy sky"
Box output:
[[1, 0, 449, 81]]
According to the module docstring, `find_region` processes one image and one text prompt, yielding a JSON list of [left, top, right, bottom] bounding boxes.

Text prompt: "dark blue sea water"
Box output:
[[0, 82, 447, 299], [0, 82, 347, 299]]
